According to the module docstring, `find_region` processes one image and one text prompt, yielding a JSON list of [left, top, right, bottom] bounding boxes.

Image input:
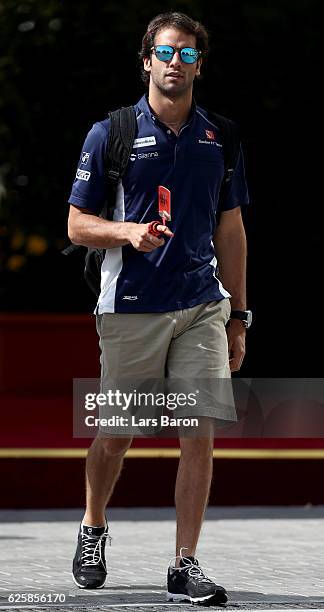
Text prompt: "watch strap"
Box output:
[[230, 310, 248, 321]]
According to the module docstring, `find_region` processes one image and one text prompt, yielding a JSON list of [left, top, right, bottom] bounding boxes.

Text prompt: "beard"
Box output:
[[152, 73, 193, 99]]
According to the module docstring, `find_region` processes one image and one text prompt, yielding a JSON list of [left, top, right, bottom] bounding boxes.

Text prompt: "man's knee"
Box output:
[[95, 436, 132, 457], [179, 417, 214, 457], [179, 435, 214, 458]]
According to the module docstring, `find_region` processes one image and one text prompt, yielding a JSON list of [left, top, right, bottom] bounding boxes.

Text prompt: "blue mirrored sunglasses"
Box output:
[[151, 45, 201, 64]]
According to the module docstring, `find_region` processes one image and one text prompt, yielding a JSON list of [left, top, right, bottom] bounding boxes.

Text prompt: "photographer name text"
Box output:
[[85, 415, 198, 428]]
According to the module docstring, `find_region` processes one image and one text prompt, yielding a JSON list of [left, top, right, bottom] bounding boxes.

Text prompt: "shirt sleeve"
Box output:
[[68, 120, 109, 214], [218, 144, 250, 212]]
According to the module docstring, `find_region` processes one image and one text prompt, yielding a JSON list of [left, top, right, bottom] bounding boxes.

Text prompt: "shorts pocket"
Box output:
[[222, 298, 231, 324]]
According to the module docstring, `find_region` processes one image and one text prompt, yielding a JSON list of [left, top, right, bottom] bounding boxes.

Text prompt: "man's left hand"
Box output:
[[227, 319, 246, 372]]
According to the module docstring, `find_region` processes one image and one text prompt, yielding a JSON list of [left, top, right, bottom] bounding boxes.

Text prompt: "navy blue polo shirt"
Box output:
[[68, 94, 249, 313]]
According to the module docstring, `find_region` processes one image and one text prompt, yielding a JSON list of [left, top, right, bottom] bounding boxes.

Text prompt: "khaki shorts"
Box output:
[[96, 299, 237, 430]]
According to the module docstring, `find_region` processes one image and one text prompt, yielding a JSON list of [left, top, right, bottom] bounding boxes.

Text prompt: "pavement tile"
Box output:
[[0, 507, 323, 611]]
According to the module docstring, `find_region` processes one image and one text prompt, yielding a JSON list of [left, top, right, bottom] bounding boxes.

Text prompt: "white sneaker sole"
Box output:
[[166, 590, 225, 604], [72, 572, 106, 589]]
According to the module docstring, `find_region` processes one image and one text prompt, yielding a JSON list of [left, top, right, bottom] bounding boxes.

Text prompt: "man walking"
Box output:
[[68, 11, 250, 606]]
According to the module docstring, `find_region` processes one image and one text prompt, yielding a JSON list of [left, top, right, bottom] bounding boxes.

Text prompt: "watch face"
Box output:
[[246, 310, 252, 328]]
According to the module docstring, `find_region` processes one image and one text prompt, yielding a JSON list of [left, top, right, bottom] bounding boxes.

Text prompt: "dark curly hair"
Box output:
[[139, 12, 209, 87]]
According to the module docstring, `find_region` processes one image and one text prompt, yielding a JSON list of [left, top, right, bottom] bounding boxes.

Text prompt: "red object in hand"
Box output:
[[158, 186, 171, 223], [148, 221, 162, 237]]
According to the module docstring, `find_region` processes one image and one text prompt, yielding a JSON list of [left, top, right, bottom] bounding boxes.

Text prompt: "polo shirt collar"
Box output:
[[137, 94, 197, 127]]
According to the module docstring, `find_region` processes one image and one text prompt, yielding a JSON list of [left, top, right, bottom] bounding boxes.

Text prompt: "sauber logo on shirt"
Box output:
[[133, 136, 156, 149], [76, 169, 91, 181], [198, 137, 222, 147], [81, 152, 90, 164], [198, 128, 222, 147]]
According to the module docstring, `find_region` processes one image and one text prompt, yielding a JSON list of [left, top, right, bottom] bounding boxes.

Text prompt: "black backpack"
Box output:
[[64, 105, 240, 298], [63, 106, 136, 297]]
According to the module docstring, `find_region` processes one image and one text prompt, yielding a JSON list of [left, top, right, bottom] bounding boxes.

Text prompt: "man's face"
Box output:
[[143, 27, 202, 98]]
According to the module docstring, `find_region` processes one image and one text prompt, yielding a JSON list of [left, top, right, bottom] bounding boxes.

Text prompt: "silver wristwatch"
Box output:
[[230, 310, 253, 329]]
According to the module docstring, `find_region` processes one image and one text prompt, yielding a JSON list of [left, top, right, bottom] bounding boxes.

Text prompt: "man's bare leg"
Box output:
[[175, 421, 214, 565], [83, 436, 132, 526]]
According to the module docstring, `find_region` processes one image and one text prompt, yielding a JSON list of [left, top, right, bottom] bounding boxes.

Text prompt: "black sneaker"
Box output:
[[72, 522, 111, 589], [167, 552, 228, 606]]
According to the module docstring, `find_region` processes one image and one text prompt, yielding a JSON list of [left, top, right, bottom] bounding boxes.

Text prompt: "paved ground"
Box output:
[[0, 507, 323, 611]]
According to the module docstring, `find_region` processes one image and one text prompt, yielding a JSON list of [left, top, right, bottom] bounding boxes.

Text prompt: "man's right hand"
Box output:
[[68, 205, 174, 251], [128, 223, 174, 252]]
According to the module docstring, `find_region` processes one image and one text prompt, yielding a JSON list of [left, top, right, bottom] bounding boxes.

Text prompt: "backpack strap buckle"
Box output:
[[107, 169, 120, 183], [225, 168, 234, 183]]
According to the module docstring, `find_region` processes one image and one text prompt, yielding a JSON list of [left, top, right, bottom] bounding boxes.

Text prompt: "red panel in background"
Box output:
[[0, 393, 177, 448], [1, 315, 324, 508], [0, 313, 100, 394], [1, 393, 324, 450], [0, 314, 323, 451], [1, 458, 324, 508]]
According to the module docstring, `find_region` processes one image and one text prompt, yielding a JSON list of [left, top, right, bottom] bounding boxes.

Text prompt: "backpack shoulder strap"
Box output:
[[99, 105, 136, 221], [62, 106, 136, 254], [105, 105, 137, 187], [206, 111, 240, 184]]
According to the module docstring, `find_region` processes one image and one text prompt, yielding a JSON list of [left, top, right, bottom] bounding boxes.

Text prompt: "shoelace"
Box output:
[[81, 530, 112, 567], [169, 546, 214, 584]]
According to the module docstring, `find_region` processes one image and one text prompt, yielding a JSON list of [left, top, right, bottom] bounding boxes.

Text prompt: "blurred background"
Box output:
[[0, 0, 322, 374], [0, 0, 322, 507]]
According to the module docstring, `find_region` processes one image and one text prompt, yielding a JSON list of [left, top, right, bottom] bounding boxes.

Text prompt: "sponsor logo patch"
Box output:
[[76, 169, 91, 181], [198, 139, 222, 147], [205, 130, 215, 140], [81, 152, 90, 164], [130, 152, 159, 161], [139, 151, 158, 159], [122, 295, 138, 300], [133, 136, 156, 149]]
